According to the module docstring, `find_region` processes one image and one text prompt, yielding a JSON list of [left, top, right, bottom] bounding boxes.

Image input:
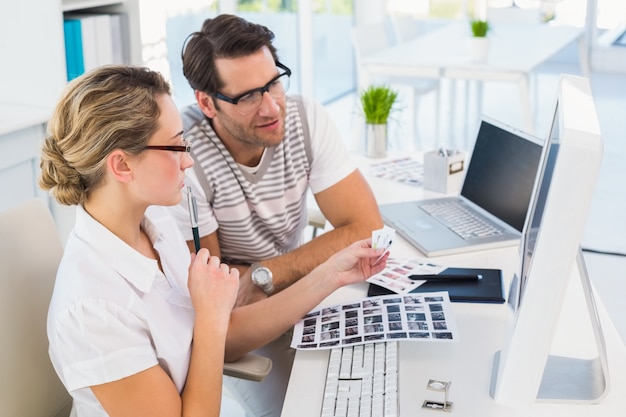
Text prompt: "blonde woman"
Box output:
[[40, 65, 388, 417]]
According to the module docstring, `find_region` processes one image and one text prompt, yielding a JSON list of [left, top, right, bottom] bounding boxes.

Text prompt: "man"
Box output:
[[169, 14, 383, 416]]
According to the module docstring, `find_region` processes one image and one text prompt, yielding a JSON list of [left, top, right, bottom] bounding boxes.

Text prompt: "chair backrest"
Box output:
[[350, 23, 393, 88], [0, 199, 72, 417], [389, 13, 422, 44], [487, 6, 541, 24]]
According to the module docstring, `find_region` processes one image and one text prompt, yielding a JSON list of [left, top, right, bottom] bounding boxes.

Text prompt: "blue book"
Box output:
[[63, 19, 85, 81]]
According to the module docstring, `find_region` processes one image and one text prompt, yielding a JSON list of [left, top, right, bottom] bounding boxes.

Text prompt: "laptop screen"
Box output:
[[461, 119, 543, 232]]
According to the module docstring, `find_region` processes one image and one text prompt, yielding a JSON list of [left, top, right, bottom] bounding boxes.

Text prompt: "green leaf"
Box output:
[[359, 85, 399, 124]]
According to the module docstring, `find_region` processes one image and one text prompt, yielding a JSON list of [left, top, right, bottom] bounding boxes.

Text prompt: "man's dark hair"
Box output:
[[182, 14, 279, 95]]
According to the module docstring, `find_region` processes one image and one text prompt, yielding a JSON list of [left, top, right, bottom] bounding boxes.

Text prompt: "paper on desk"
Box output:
[[291, 292, 458, 350], [367, 258, 447, 294], [369, 157, 424, 186]]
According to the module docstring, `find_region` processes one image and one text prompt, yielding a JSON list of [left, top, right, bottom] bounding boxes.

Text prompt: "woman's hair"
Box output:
[[39, 65, 171, 206], [182, 14, 278, 95]]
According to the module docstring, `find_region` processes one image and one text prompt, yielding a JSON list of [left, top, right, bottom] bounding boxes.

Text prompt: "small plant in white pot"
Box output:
[[468, 19, 490, 62], [360, 84, 399, 158]]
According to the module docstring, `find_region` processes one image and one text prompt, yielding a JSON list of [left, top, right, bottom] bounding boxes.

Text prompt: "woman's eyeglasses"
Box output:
[[143, 139, 191, 154]]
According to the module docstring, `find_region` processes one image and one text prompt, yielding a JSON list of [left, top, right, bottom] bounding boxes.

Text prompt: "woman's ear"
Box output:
[[195, 90, 217, 118], [106, 149, 134, 183]]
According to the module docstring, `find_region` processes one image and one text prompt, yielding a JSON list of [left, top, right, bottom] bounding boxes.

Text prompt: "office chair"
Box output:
[[350, 22, 440, 149], [0, 199, 270, 417], [0, 198, 72, 417]]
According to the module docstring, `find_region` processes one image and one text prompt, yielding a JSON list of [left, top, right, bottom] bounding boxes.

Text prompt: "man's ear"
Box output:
[[195, 90, 217, 118], [106, 149, 134, 183]]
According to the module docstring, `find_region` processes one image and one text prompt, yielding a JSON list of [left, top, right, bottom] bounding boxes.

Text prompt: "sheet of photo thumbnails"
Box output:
[[290, 292, 459, 350]]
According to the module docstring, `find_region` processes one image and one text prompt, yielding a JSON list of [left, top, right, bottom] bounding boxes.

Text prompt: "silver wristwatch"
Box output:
[[250, 262, 274, 295]]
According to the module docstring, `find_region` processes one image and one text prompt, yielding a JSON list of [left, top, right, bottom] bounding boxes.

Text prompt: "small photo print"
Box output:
[[386, 304, 401, 313], [345, 317, 358, 327], [387, 332, 408, 339], [387, 313, 402, 322], [364, 323, 384, 333], [320, 340, 340, 347], [363, 299, 381, 308], [322, 307, 340, 315], [345, 310, 359, 319], [345, 326, 359, 336], [321, 322, 339, 332], [343, 303, 360, 310], [433, 332, 453, 340], [433, 321, 448, 330], [429, 303, 444, 312], [365, 333, 385, 341], [431, 312, 446, 321], [301, 334, 315, 343], [409, 332, 431, 339], [343, 336, 363, 345], [364, 315, 383, 324], [389, 321, 404, 331], [425, 296, 444, 302], [303, 326, 316, 335], [321, 330, 340, 340], [303, 318, 317, 327], [407, 312, 427, 321], [298, 343, 318, 348], [408, 321, 429, 331], [383, 297, 402, 304], [363, 307, 382, 315], [404, 295, 423, 304], [322, 314, 340, 323]]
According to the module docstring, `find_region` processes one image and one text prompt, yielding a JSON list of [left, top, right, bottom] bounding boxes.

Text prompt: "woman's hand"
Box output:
[[187, 248, 239, 321]]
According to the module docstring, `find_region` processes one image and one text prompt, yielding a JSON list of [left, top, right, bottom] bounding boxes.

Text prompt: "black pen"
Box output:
[[410, 274, 481, 281], [187, 186, 201, 253]]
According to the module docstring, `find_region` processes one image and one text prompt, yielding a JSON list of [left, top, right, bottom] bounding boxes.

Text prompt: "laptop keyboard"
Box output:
[[321, 342, 398, 417], [419, 200, 505, 240]]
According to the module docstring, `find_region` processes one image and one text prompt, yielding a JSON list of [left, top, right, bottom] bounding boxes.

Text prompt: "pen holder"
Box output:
[[424, 149, 465, 194]]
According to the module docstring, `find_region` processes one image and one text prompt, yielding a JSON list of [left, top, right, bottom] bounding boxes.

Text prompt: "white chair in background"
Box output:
[[350, 22, 440, 149], [389, 12, 423, 44]]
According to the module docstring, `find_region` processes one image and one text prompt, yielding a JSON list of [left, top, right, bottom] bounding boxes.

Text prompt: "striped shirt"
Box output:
[[168, 95, 356, 264]]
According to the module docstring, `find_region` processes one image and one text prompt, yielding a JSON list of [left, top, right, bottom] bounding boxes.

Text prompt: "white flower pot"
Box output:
[[365, 123, 387, 158], [467, 37, 490, 63]]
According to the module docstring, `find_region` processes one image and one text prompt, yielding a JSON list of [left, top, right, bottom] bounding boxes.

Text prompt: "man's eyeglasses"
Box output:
[[214, 62, 291, 115], [143, 139, 191, 154]]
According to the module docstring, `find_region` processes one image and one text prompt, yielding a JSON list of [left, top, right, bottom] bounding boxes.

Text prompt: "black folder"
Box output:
[[367, 267, 505, 303]]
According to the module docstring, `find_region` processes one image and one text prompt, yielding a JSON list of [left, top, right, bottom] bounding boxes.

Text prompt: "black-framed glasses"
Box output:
[[213, 62, 291, 115], [143, 139, 191, 154]]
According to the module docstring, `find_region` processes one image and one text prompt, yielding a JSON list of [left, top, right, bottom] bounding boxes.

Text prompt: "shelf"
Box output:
[[62, 0, 124, 12]]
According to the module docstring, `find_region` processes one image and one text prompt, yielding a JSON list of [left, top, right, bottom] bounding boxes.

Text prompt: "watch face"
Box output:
[[253, 268, 271, 284]]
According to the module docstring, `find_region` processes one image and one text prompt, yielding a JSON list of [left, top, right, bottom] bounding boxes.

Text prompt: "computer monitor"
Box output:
[[489, 74, 609, 406]]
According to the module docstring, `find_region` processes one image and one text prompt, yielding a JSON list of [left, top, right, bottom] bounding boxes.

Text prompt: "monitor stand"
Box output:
[[490, 247, 610, 403]]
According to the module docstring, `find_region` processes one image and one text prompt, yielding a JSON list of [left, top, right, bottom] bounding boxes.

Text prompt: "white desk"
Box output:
[[281, 154, 626, 417], [362, 22, 587, 142]]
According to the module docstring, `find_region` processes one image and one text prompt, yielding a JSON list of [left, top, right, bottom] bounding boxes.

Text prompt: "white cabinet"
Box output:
[[0, 0, 142, 215], [0, 105, 51, 212]]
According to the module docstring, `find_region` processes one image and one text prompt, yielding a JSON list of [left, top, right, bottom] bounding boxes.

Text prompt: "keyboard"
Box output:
[[419, 200, 505, 240], [321, 342, 398, 417]]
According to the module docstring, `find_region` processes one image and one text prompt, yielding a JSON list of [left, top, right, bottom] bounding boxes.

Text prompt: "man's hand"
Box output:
[[236, 267, 268, 307]]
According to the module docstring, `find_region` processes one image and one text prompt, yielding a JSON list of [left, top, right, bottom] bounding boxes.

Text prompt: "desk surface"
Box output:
[[281, 154, 626, 417], [363, 22, 584, 76]]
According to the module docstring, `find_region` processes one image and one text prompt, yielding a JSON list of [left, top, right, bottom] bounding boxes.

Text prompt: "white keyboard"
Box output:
[[321, 342, 398, 417], [419, 200, 505, 240]]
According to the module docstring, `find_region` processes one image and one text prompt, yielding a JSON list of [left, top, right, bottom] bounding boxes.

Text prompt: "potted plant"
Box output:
[[468, 19, 491, 62], [359, 85, 399, 158]]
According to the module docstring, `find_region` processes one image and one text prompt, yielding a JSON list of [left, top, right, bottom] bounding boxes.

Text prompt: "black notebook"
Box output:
[[367, 267, 505, 303]]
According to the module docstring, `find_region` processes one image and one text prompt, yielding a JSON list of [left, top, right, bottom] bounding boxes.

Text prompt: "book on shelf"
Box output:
[[63, 12, 129, 81]]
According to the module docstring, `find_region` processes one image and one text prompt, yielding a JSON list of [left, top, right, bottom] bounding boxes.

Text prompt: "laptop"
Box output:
[[380, 117, 543, 257]]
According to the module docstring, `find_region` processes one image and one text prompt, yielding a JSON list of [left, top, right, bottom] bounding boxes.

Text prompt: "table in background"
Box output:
[[362, 22, 587, 146]]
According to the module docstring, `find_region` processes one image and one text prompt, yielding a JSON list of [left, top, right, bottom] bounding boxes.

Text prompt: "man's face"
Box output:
[[211, 47, 287, 150]]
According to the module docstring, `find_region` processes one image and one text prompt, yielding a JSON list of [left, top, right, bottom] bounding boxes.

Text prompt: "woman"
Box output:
[[40, 65, 388, 417]]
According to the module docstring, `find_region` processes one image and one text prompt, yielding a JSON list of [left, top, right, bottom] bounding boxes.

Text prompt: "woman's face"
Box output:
[[132, 94, 194, 207]]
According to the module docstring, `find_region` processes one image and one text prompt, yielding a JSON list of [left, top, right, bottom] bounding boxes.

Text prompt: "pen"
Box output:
[[187, 186, 201, 253], [410, 274, 481, 281]]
